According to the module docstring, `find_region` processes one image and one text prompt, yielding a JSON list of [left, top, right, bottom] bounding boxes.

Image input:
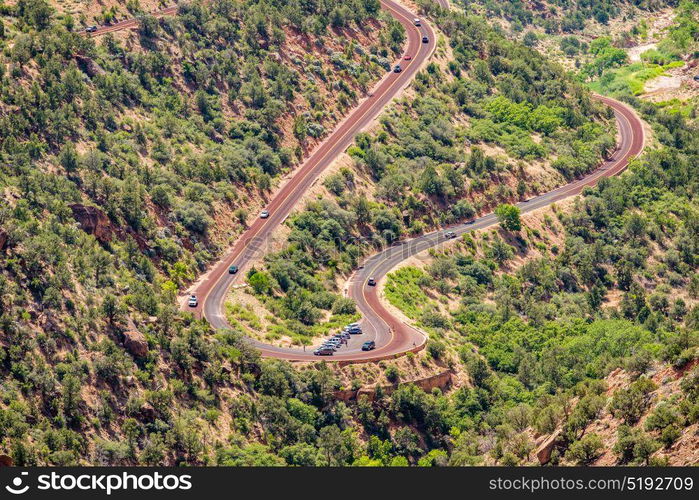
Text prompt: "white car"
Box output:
[[188, 295, 198, 307], [260, 210, 270, 219], [413, 18, 421, 26]]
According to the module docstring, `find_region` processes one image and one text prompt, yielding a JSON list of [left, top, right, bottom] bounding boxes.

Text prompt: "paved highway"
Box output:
[[197, 4, 644, 361], [189, 1, 437, 360], [347, 94, 645, 361], [85, 1, 644, 362]]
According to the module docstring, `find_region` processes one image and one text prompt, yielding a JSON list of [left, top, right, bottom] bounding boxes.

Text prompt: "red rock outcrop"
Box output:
[[70, 204, 114, 243], [123, 330, 148, 358], [536, 430, 562, 465]]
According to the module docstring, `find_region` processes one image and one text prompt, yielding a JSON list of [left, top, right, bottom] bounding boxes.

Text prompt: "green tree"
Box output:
[[495, 204, 522, 232]]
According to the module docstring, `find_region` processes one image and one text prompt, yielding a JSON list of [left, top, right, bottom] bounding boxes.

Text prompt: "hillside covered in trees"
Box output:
[[0, 0, 695, 468], [379, 94, 699, 465]]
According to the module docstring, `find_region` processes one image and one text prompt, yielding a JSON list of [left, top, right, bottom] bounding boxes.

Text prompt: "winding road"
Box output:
[[86, 1, 645, 361], [187, 0, 438, 360], [196, 4, 644, 361]]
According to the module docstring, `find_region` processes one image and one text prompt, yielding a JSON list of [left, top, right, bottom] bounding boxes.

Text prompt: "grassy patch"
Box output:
[[384, 267, 433, 319], [590, 61, 685, 96]]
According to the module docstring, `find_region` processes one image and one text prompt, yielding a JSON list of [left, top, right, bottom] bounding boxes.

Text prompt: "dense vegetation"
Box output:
[[589, 0, 699, 95], [0, 0, 401, 465], [0, 0, 695, 468], [381, 93, 699, 465], [1, 0, 396, 290], [459, 0, 675, 32]]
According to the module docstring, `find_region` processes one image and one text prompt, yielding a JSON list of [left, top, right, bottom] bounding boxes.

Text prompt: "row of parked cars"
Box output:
[[314, 323, 375, 356]]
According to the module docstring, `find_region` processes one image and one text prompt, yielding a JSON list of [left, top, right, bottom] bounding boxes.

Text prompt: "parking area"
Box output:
[[313, 322, 376, 356]]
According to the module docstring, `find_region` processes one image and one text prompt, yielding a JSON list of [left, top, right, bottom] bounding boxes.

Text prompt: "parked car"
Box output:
[[362, 341, 376, 351], [188, 295, 198, 307], [444, 231, 456, 239], [314, 347, 334, 356], [86, 25, 98, 33], [694, 74, 699, 82], [228, 265, 238, 274], [422, 36, 429, 43], [347, 323, 360, 329], [367, 278, 377, 286], [394, 64, 402, 73], [347, 326, 362, 335], [413, 18, 421, 26]]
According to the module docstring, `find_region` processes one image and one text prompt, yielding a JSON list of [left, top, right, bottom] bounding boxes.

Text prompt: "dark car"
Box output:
[[367, 278, 377, 286], [422, 36, 429, 43], [314, 347, 334, 356], [362, 341, 376, 351], [228, 265, 238, 274], [86, 25, 98, 33], [394, 65, 402, 73], [465, 220, 475, 225], [694, 75, 699, 82]]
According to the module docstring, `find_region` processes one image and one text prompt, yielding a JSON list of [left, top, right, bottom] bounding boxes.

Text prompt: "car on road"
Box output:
[[444, 231, 456, 239], [465, 220, 475, 225], [393, 65, 402, 73], [367, 277, 377, 286], [404, 54, 412, 61], [362, 341, 376, 351], [86, 25, 98, 33], [228, 265, 238, 274], [413, 18, 421, 26], [260, 210, 270, 218], [347, 326, 362, 334], [314, 347, 334, 356], [422, 36, 429, 43], [188, 295, 198, 307]]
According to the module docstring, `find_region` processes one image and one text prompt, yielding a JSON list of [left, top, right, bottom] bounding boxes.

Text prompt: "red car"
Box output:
[[404, 54, 412, 60]]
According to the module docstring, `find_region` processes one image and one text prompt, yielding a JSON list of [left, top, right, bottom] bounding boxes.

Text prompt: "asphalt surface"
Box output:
[[87, 1, 645, 362], [187, 1, 438, 360], [82, 6, 178, 36], [202, 93, 643, 362], [347, 94, 645, 361]]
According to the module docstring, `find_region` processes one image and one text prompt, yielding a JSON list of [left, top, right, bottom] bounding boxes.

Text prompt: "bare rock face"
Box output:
[[536, 430, 562, 465], [137, 403, 157, 423], [74, 54, 106, 78], [123, 330, 148, 359], [70, 204, 114, 243]]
